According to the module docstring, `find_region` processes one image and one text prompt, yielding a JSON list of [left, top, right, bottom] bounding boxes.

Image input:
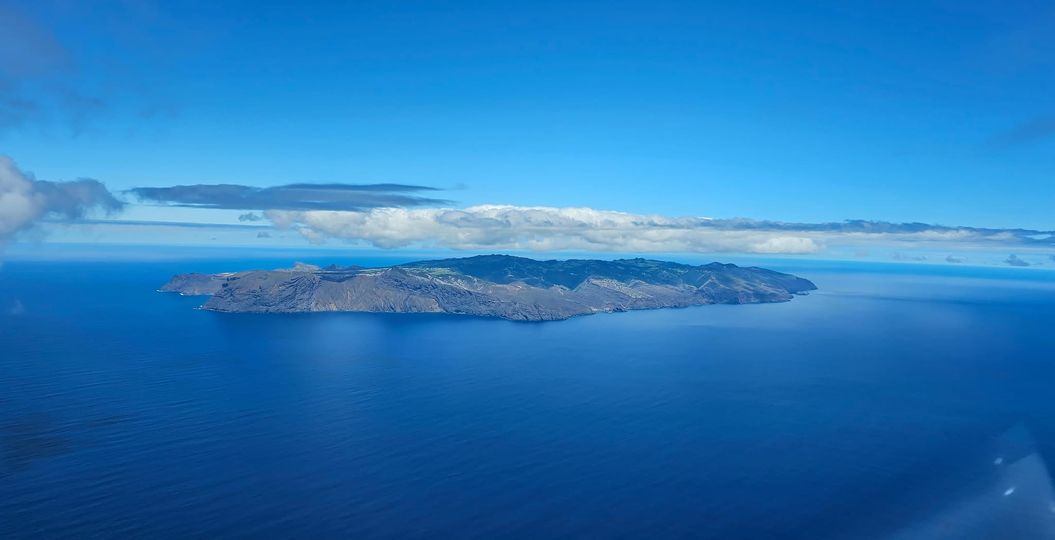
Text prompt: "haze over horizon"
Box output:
[[2, 1, 1053, 267]]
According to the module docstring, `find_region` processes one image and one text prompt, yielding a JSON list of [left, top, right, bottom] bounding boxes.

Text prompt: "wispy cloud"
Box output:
[[0, 155, 122, 250], [0, 7, 70, 78], [130, 183, 450, 211], [1005, 254, 1030, 267], [988, 116, 1055, 148], [0, 5, 105, 133], [0, 4, 181, 134], [262, 205, 1055, 255], [893, 252, 927, 262], [63, 219, 263, 230]]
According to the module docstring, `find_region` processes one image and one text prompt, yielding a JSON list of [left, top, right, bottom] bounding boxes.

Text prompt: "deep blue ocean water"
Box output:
[[2, 259, 1055, 539]]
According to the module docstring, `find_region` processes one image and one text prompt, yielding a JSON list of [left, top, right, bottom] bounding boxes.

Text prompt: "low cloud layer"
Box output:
[[893, 252, 927, 262], [0, 156, 122, 247], [1005, 254, 1030, 267], [9, 155, 1053, 260], [130, 183, 449, 211], [263, 205, 1055, 255]]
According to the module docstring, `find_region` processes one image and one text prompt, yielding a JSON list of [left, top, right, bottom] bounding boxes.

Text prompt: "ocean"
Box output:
[[2, 258, 1055, 538]]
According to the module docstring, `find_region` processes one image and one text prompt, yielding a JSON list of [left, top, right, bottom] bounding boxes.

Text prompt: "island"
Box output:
[[160, 255, 816, 321]]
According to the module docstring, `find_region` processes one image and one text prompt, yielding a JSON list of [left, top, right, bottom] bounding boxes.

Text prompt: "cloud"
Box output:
[[945, 256, 965, 264], [893, 252, 927, 262], [130, 182, 449, 211], [265, 206, 822, 253], [0, 8, 70, 78], [0, 155, 122, 248], [0, 4, 181, 134], [61, 218, 268, 231], [0, 6, 105, 133], [256, 231, 271, 238], [261, 205, 1055, 255], [989, 116, 1055, 147], [1005, 254, 1030, 267], [238, 212, 263, 222]]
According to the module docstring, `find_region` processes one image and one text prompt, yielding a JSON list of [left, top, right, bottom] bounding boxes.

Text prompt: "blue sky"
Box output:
[[1, 1, 1053, 264]]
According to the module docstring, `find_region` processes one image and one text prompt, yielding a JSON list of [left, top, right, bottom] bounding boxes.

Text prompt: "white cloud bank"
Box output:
[[264, 206, 1054, 255], [0, 156, 122, 248]]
